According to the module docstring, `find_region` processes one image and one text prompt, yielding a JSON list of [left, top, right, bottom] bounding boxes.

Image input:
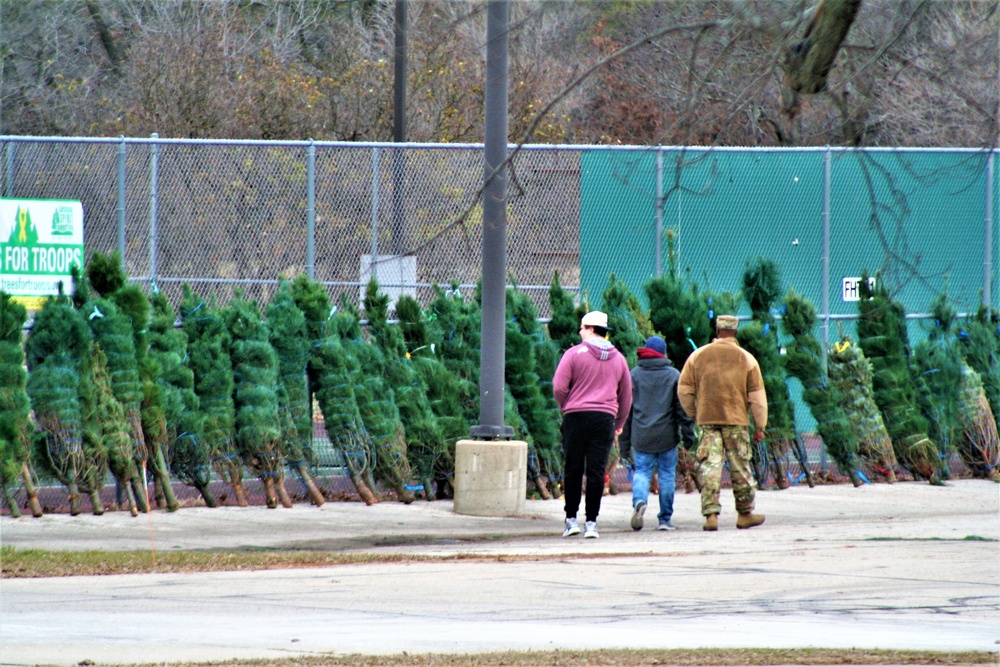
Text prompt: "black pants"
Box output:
[[561, 411, 615, 523]]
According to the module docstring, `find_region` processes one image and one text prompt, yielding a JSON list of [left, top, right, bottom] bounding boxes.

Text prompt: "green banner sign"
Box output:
[[0, 198, 85, 310]]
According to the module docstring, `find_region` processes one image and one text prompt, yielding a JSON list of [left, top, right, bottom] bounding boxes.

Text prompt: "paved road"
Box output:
[[1, 479, 998, 665]]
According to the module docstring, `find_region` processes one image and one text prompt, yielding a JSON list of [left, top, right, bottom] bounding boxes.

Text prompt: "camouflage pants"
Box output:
[[697, 425, 757, 516]]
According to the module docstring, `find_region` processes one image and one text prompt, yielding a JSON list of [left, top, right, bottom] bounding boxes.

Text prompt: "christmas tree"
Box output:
[[332, 294, 416, 503], [856, 272, 940, 483], [547, 271, 583, 353], [223, 293, 291, 508], [25, 290, 89, 515], [395, 294, 464, 498], [783, 289, 863, 485], [957, 305, 1000, 424], [645, 230, 713, 370], [85, 341, 139, 515], [827, 335, 898, 482], [364, 279, 446, 499], [0, 292, 42, 517], [148, 290, 216, 506], [180, 285, 248, 505], [289, 276, 377, 505], [739, 257, 805, 489], [265, 282, 325, 505], [916, 294, 999, 480], [85, 252, 179, 511], [505, 285, 562, 498], [601, 274, 645, 367]]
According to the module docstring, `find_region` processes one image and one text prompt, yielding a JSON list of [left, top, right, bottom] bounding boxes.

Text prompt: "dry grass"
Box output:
[[121, 648, 998, 666]]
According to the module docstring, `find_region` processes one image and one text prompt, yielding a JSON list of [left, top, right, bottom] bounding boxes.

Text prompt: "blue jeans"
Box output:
[[632, 448, 678, 523]]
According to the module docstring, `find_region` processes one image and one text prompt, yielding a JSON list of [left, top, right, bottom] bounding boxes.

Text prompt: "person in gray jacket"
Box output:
[[619, 336, 696, 531]]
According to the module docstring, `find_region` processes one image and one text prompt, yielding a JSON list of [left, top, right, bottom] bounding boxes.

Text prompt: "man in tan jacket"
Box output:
[[678, 315, 767, 531]]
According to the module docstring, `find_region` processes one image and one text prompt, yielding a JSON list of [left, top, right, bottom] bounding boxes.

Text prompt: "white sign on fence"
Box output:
[[359, 254, 417, 308], [842, 276, 876, 302], [0, 198, 85, 311]]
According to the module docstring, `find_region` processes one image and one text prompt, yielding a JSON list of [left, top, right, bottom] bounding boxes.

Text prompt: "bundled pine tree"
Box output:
[[426, 283, 483, 423], [955, 363, 1000, 479], [0, 292, 42, 517], [917, 294, 999, 480], [856, 272, 940, 483], [265, 282, 325, 505], [80, 296, 151, 512], [395, 296, 468, 439], [223, 293, 292, 509], [332, 295, 416, 503], [827, 336, 898, 483], [547, 271, 584, 353], [148, 291, 216, 507], [505, 285, 561, 499], [180, 285, 248, 506], [364, 279, 447, 500], [290, 276, 377, 505], [783, 290, 863, 486], [85, 341, 138, 515], [25, 291, 89, 515], [86, 252, 179, 511], [645, 230, 714, 370], [957, 305, 1000, 424], [740, 257, 803, 489], [601, 274, 645, 367]]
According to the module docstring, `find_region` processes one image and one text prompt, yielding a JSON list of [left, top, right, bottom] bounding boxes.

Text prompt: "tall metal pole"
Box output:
[[391, 0, 408, 256], [470, 0, 512, 439]]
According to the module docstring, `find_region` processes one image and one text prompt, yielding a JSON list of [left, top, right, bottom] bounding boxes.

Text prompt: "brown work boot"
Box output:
[[702, 514, 718, 531], [736, 512, 765, 529], [775, 475, 790, 490]]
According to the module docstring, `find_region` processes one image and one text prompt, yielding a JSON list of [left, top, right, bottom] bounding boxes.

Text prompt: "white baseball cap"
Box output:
[[580, 310, 612, 330]]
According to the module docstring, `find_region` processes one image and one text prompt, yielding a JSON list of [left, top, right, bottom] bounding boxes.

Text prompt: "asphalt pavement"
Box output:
[[1, 478, 998, 666]]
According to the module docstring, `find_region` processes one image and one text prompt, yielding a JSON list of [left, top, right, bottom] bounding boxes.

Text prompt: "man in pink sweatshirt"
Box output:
[[552, 311, 632, 539]]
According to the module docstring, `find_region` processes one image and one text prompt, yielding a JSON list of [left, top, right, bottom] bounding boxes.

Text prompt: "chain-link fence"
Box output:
[[2, 136, 583, 316], [2, 137, 997, 513]]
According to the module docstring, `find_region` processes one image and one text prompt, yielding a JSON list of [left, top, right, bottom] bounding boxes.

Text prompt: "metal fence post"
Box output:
[[371, 146, 381, 263], [306, 140, 316, 280], [655, 148, 664, 277], [821, 147, 832, 364], [149, 133, 159, 287], [985, 149, 995, 309], [5, 141, 14, 197], [117, 137, 126, 264]]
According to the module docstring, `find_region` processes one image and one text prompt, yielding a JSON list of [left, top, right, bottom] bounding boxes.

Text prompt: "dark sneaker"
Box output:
[[658, 521, 676, 531]]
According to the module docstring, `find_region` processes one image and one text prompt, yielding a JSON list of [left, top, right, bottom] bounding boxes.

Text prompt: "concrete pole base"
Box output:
[[453, 439, 528, 516]]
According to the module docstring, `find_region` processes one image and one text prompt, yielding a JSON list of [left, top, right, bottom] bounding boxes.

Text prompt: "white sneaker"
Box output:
[[584, 521, 599, 539], [631, 501, 647, 531], [658, 521, 677, 531], [562, 517, 581, 537]]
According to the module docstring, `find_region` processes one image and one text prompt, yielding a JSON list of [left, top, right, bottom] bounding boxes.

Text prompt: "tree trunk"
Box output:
[[88, 489, 105, 515], [262, 476, 278, 508], [129, 474, 150, 513], [293, 461, 325, 506], [151, 446, 179, 511], [2, 481, 21, 518], [195, 482, 219, 508], [67, 481, 82, 516], [275, 473, 293, 508], [19, 462, 43, 517]]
